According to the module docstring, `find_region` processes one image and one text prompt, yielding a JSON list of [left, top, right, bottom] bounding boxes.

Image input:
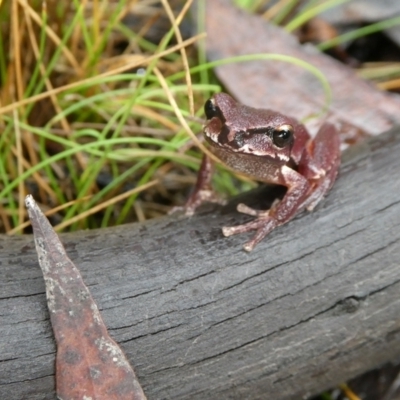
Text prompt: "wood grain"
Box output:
[[1, 127, 400, 399]]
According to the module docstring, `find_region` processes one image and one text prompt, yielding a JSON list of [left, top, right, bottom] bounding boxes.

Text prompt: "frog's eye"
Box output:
[[272, 124, 294, 148], [204, 99, 219, 119]]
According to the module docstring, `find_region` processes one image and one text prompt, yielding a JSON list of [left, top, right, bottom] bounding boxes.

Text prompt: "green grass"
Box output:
[[0, 0, 209, 233], [317, 15, 400, 51]]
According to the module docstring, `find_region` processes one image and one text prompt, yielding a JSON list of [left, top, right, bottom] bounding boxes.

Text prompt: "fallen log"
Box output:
[[1, 127, 400, 399]]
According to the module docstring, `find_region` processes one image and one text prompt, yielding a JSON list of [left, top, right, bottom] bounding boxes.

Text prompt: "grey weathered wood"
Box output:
[[1, 128, 400, 399]]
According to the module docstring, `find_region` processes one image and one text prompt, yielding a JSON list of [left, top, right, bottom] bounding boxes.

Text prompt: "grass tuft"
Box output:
[[0, 0, 211, 234]]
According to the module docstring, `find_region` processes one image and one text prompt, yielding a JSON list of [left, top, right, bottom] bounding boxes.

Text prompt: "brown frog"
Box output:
[[177, 93, 340, 252]]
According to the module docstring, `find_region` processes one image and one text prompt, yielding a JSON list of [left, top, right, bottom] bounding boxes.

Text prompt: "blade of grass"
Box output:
[[194, 0, 210, 90], [37, 134, 68, 205], [318, 16, 400, 51], [13, 110, 25, 227], [11, 0, 24, 102], [72, 0, 92, 68], [285, 0, 351, 32], [161, 0, 194, 116], [0, 25, 6, 83]]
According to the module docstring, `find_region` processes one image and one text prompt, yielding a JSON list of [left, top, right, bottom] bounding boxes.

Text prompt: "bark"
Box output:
[[1, 128, 400, 400]]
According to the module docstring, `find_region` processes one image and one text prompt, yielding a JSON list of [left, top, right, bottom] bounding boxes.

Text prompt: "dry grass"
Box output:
[[0, 0, 217, 234]]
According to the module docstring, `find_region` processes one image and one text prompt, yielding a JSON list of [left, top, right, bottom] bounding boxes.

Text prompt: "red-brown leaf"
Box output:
[[25, 195, 147, 400]]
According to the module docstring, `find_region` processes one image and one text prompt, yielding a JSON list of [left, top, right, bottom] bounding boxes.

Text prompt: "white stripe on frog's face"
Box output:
[[205, 129, 290, 162], [235, 144, 290, 161]]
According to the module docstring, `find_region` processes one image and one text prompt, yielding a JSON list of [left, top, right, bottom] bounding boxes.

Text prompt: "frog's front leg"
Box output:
[[171, 154, 226, 216], [223, 166, 311, 252]]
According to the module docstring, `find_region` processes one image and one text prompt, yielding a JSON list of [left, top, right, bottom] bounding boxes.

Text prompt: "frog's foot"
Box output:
[[222, 214, 278, 252], [169, 189, 226, 216], [236, 199, 281, 217]]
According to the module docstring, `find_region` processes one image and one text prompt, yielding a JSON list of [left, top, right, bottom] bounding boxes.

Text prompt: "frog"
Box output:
[[177, 92, 341, 252]]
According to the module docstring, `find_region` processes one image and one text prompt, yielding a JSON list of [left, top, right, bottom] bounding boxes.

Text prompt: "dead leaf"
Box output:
[[25, 195, 147, 400], [202, 0, 400, 145]]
